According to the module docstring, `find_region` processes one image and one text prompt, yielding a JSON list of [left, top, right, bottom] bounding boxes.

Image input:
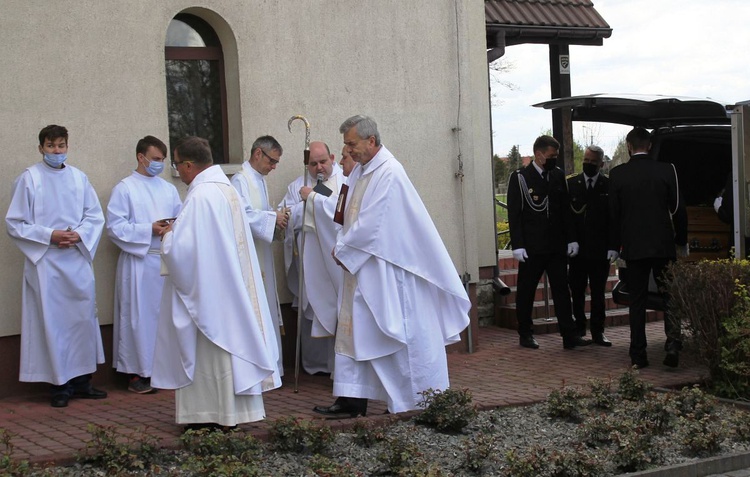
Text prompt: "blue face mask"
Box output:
[[43, 153, 67, 168], [145, 159, 165, 176]]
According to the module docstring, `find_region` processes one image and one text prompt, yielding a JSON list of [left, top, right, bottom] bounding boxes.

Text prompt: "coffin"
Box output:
[[684, 206, 731, 261]]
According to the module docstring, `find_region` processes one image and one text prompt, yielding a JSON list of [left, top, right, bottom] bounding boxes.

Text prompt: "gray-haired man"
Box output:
[[567, 145, 618, 346]]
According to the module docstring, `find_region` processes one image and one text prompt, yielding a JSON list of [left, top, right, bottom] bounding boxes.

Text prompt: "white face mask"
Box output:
[[43, 152, 67, 168]]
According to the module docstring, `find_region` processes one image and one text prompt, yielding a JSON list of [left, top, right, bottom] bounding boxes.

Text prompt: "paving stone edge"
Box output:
[[618, 450, 750, 477]]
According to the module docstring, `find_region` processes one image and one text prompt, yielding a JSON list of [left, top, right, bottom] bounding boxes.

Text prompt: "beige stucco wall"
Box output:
[[0, 0, 493, 337]]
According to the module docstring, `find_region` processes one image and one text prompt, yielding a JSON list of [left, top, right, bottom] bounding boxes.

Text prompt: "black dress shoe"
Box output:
[[313, 397, 367, 418], [591, 333, 612, 347], [563, 336, 593, 350], [663, 350, 679, 368], [51, 394, 69, 408], [183, 423, 225, 434], [519, 335, 539, 349], [631, 359, 649, 369], [73, 387, 108, 399]]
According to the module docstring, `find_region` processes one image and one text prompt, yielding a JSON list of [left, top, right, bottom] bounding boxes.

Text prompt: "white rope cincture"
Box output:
[[517, 173, 549, 216]]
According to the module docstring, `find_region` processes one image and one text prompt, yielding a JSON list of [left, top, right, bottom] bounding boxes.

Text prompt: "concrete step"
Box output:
[[493, 250, 636, 336], [496, 307, 663, 335], [495, 291, 628, 325], [498, 275, 620, 304]]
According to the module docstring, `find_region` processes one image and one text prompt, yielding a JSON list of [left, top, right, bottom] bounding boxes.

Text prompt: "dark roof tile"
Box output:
[[486, 0, 610, 29]]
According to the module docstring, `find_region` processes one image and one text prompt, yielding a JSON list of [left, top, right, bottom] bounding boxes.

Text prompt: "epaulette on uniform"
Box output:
[[566, 173, 577, 179]]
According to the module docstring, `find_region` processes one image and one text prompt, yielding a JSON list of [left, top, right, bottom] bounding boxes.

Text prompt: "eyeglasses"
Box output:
[[170, 159, 195, 168], [261, 149, 280, 165]]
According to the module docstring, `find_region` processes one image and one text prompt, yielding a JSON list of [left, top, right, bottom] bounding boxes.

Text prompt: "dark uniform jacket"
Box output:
[[568, 172, 611, 260], [608, 154, 688, 260], [507, 163, 574, 255]]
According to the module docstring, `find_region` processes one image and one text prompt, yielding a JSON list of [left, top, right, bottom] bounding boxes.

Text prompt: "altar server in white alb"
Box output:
[[230, 135, 288, 375], [313, 116, 471, 417], [107, 136, 182, 395], [280, 141, 344, 375], [152, 136, 281, 429], [6, 124, 107, 408]]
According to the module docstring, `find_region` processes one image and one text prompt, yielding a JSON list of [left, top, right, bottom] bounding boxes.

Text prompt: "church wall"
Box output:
[[0, 1, 493, 343]]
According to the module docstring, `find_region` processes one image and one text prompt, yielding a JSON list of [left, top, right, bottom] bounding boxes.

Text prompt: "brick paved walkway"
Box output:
[[0, 322, 706, 466]]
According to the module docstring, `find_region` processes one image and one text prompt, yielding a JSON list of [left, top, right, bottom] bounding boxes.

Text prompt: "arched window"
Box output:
[[165, 14, 228, 164]]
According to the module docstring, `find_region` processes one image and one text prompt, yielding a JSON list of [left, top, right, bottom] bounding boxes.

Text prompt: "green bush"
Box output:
[[587, 377, 618, 410], [181, 427, 263, 458], [350, 420, 386, 448], [612, 421, 660, 473], [672, 385, 716, 420], [729, 409, 750, 442], [307, 454, 363, 477], [632, 393, 675, 434], [548, 445, 605, 477], [503, 446, 550, 477], [461, 432, 497, 473], [415, 388, 477, 433], [378, 436, 444, 476], [497, 221, 510, 250], [268, 416, 334, 454], [545, 385, 584, 422], [618, 367, 651, 401], [666, 259, 750, 398], [716, 282, 750, 398], [678, 414, 726, 456], [78, 424, 160, 474], [577, 412, 615, 446]]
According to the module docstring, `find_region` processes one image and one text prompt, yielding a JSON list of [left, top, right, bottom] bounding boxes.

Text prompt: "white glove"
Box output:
[[512, 248, 528, 263], [713, 196, 723, 213], [677, 244, 690, 258], [567, 242, 579, 258], [606, 250, 619, 262]]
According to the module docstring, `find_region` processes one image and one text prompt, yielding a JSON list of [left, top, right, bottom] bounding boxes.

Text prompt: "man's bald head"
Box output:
[[308, 141, 334, 180]]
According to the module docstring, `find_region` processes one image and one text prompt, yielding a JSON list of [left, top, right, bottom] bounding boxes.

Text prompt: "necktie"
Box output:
[[587, 178, 593, 190]]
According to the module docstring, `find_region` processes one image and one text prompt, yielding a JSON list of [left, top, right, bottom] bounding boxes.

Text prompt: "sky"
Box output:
[[490, 0, 750, 158]]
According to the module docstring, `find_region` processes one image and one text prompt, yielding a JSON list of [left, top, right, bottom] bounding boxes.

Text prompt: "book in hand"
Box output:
[[313, 181, 333, 197], [333, 184, 349, 225]]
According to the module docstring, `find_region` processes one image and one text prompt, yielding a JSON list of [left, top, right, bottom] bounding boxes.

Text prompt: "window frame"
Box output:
[[164, 15, 229, 164]]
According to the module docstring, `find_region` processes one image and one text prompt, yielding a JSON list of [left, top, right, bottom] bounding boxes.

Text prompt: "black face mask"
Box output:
[[543, 158, 557, 171], [582, 163, 598, 177]]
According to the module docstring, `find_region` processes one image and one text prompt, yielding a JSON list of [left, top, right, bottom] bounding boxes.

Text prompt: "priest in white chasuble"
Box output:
[[313, 116, 471, 418], [280, 141, 344, 375], [5, 124, 107, 408], [230, 135, 288, 376], [106, 135, 182, 395], [152, 136, 281, 428]]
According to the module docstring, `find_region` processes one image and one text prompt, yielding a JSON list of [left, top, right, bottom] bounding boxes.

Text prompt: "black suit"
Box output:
[[507, 163, 576, 338], [567, 173, 611, 336], [609, 153, 688, 362]]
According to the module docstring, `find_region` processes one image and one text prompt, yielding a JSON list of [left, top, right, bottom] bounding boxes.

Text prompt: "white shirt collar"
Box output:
[[532, 161, 544, 176], [583, 172, 600, 185]]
